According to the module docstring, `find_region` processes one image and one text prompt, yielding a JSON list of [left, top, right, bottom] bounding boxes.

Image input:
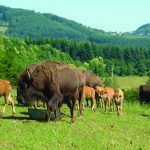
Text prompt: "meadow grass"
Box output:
[[0, 89, 150, 150], [0, 27, 8, 33], [113, 76, 149, 90]]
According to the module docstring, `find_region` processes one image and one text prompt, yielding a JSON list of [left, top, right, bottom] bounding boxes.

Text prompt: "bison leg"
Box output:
[[101, 98, 104, 109], [1, 95, 8, 115], [104, 98, 107, 112], [95, 97, 100, 108], [54, 109, 59, 122], [68, 99, 76, 123], [8, 94, 16, 115], [117, 105, 120, 116], [45, 102, 50, 122], [91, 98, 95, 111], [108, 98, 111, 112], [78, 87, 84, 116]]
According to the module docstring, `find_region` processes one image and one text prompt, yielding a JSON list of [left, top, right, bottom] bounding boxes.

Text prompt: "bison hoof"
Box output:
[[71, 118, 74, 123], [45, 114, 50, 122]]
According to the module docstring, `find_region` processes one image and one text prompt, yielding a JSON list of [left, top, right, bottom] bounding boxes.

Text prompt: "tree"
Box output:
[[88, 57, 106, 76]]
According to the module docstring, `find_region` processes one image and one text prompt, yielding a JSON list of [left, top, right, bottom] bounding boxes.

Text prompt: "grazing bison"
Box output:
[[0, 79, 15, 115], [113, 89, 124, 116], [100, 87, 115, 112], [83, 70, 103, 88], [17, 61, 85, 123], [139, 85, 150, 103], [83, 70, 103, 107], [83, 86, 95, 111]]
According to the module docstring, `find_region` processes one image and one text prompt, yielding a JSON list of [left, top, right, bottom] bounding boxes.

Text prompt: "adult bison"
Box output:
[[83, 70, 103, 88], [17, 61, 85, 123], [139, 85, 150, 103], [83, 70, 103, 107]]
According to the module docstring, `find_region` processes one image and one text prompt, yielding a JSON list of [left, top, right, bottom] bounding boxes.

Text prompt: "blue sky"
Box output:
[[0, 0, 150, 32]]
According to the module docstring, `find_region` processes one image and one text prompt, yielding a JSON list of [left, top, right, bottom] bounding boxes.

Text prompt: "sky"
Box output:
[[0, 0, 150, 32]]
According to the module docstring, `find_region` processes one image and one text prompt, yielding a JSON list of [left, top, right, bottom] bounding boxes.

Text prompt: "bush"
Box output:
[[123, 88, 140, 103]]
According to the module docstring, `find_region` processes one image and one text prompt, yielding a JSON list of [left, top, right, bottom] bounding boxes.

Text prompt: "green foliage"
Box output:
[[88, 57, 106, 76], [146, 76, 150, 85], [104, 77, 119, 88], [123, 88, 140, 103]]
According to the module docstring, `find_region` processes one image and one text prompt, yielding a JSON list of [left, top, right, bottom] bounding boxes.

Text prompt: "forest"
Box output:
[[0, 35, 150, 85]]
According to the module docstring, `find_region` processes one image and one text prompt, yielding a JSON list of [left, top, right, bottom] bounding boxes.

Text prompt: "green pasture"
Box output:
[[0, 27, 7, 33], [0, 76, 150, 150], [113, 76, 149, 90]]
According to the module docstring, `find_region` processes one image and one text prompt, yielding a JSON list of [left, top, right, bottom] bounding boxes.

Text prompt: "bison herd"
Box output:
[[0, 60, 148, 123]]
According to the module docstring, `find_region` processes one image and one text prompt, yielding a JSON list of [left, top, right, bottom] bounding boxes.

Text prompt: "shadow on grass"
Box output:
[[0, 110, 75, 124], [19, 111, 29, 115], [140, 113, 150, 118], [0, 115, 30, 120]]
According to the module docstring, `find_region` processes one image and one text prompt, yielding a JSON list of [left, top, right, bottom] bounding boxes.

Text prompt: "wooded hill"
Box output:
[[1, 5, 150, 48]]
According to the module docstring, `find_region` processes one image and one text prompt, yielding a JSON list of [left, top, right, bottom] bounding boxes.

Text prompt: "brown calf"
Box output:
[[100, 87, 115, 112], [83, 86, 95, 111], [95, 86, 105, 108], [0, 79, 15, 115], [113, 89, 124, 116]]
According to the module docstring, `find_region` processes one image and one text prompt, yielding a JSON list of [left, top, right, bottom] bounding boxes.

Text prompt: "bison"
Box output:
[[100, 87, 115, 112], [139, 85, 150, 103], [17, 61, 85, 123], [113, 89, 124, 116], [83, 70, 103, 107], [95, 86, 105, 108], [0, 79, 15, 115], [83, 86, 95, 111], [83, 70, 103, 88]]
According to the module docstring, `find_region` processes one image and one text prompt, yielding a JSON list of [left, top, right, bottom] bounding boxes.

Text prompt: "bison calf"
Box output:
[[100, 87, 115, 112], [83, 86, 95, 111], [113, 89, 124, 116], [95, 86, 105, 108], [0, 79, 15, 115]]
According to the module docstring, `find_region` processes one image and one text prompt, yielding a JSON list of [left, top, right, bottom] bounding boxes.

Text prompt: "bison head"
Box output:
[[17, 68, 32, 106], [113, 93, 122, 105]]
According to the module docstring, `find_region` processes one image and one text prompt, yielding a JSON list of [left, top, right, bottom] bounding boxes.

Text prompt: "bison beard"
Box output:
[[17, 61, 84, 123]]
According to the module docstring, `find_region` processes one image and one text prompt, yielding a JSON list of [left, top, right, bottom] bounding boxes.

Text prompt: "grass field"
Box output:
[[113, 76, 149, 90], [0, 27, 8, 33], [0, 77, 149, 150]]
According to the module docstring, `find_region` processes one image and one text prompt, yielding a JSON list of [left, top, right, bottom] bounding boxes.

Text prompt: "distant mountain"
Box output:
[[0, 5, 107, 39], [133, 23, 150, 36], [1, 5, 150, 47]]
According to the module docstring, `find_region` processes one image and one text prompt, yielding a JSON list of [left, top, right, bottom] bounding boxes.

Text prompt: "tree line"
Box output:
[[0, 35, 149, 84], [26, 38, 150, 76]]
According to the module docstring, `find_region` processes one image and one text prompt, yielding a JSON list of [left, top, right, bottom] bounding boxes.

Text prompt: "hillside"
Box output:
[[0, 5, 106, 40], [133, 23, 150, 36], [1, 5, 150, 47]]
